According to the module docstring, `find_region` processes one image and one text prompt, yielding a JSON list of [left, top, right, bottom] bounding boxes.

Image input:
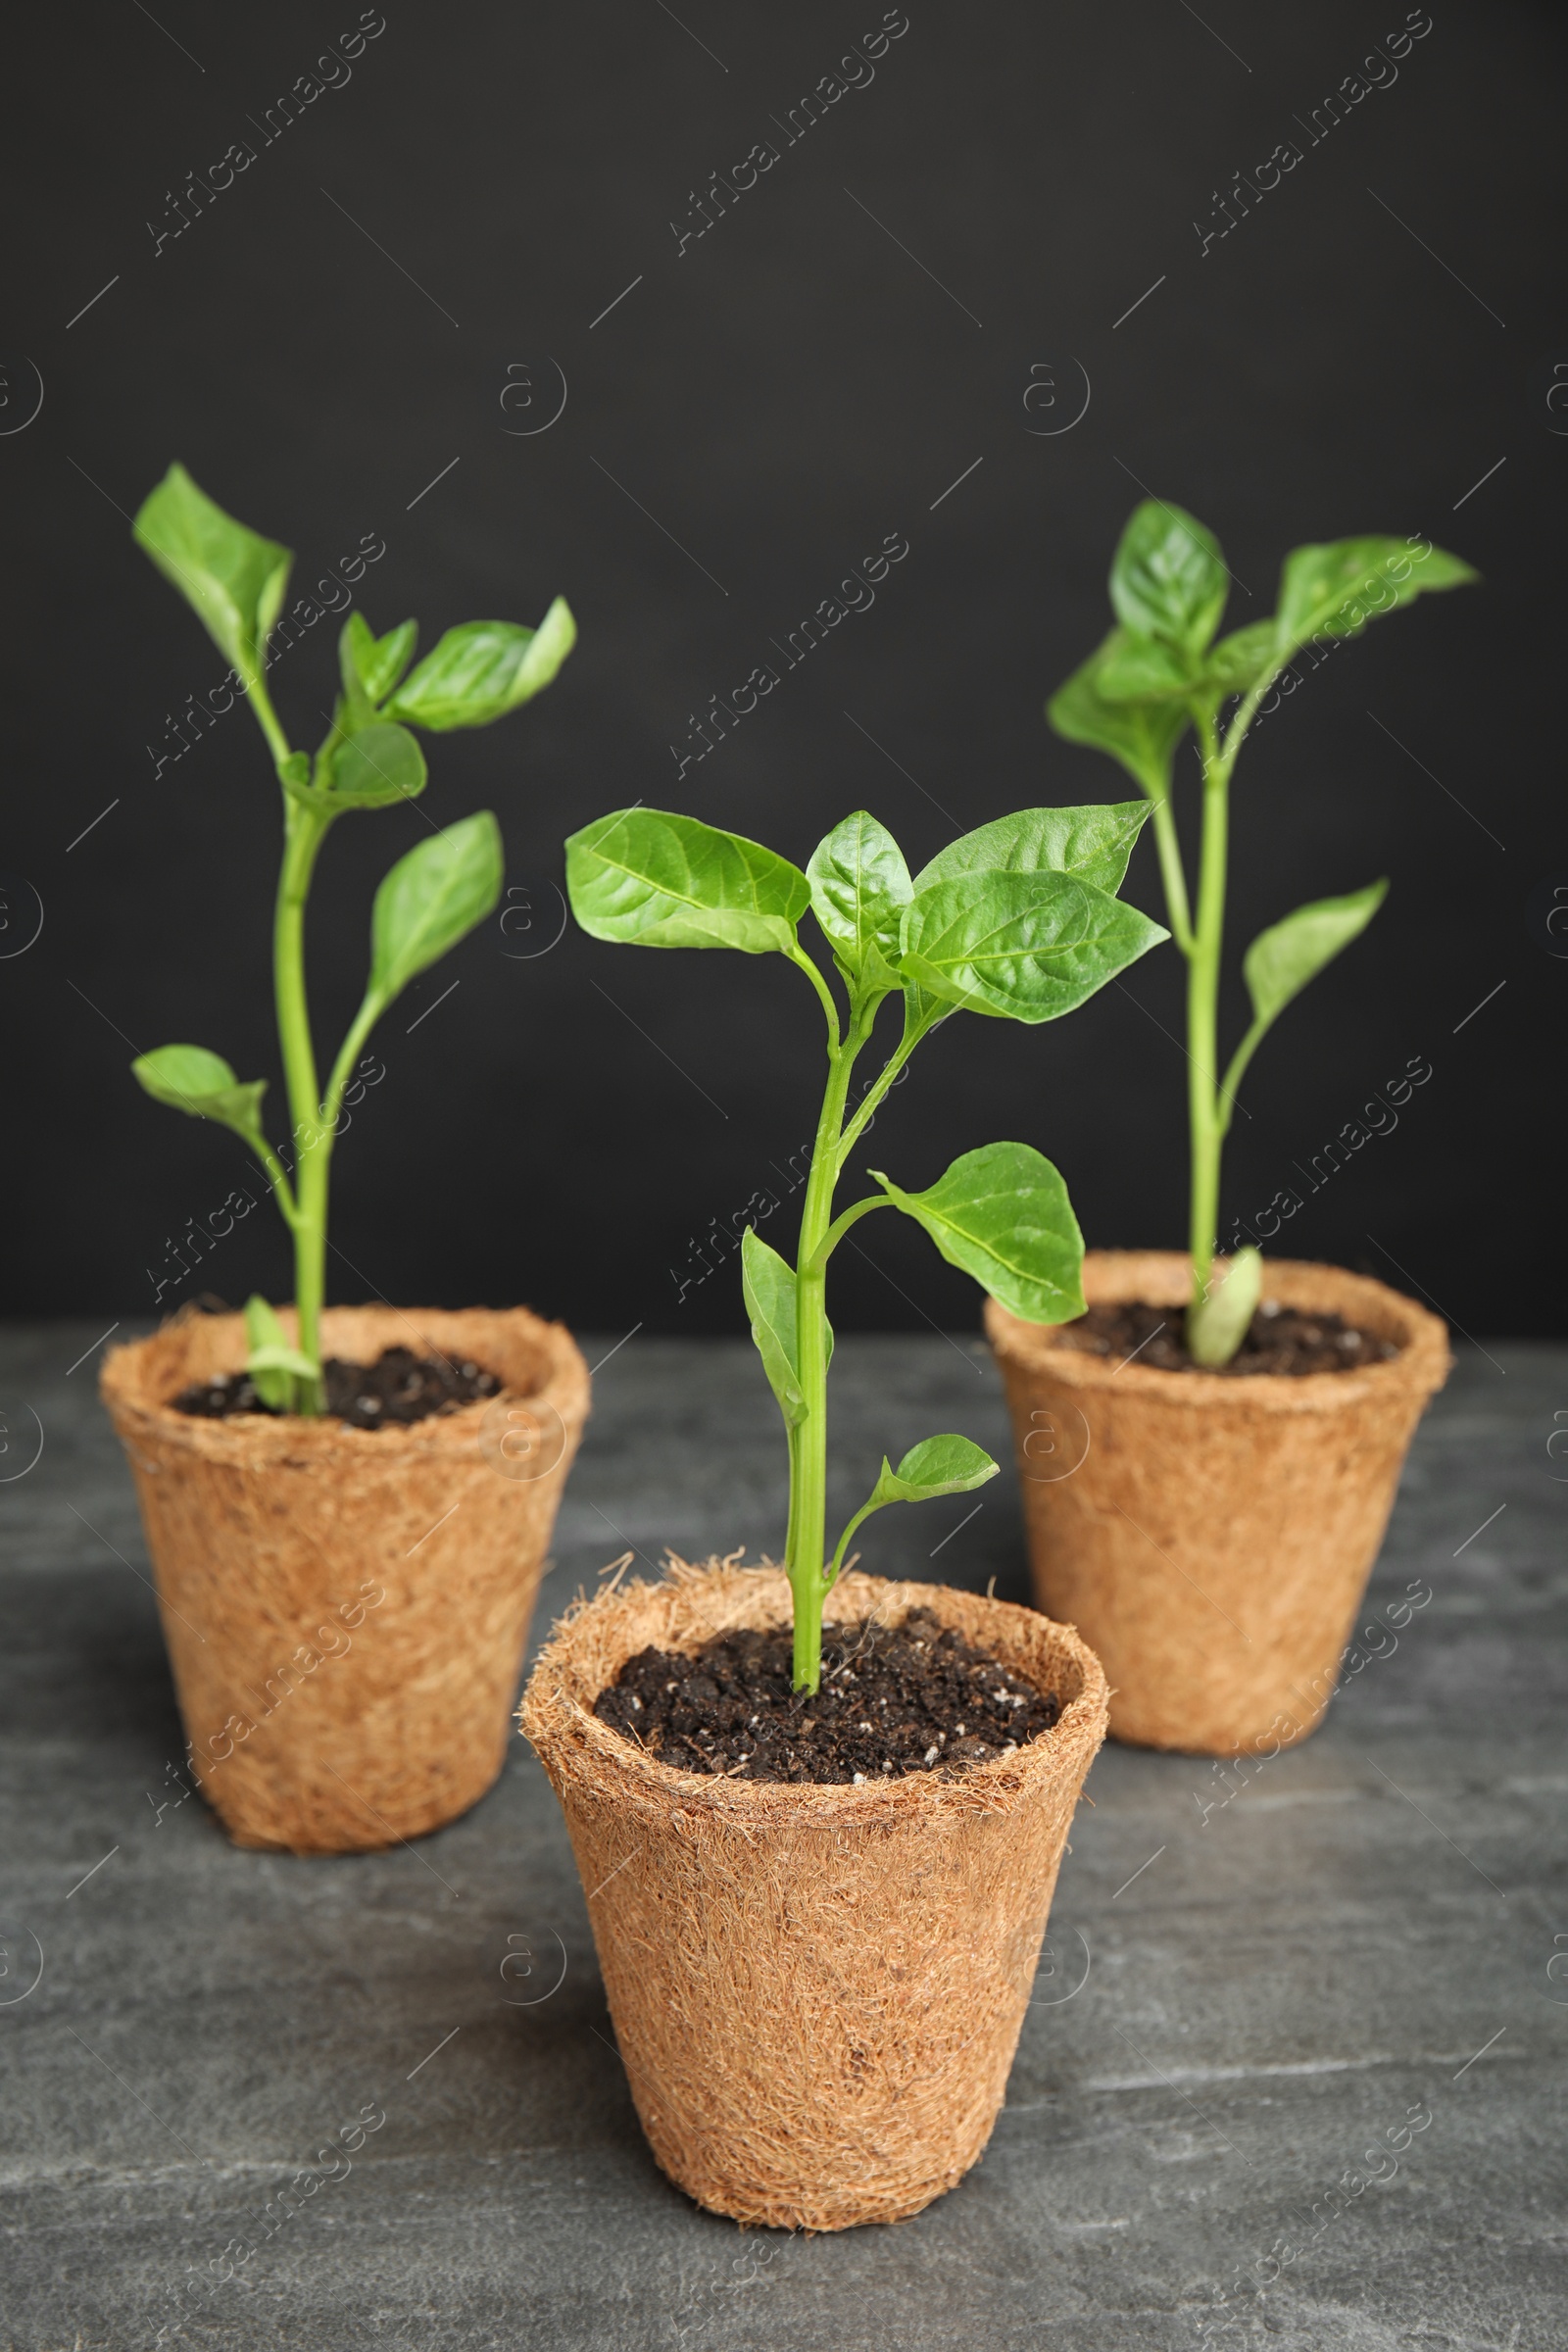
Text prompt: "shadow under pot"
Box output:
[[986, 1252, 1451, 1758], [520, 1561, 1108, 2232], [101, 1303, 589, 1854]]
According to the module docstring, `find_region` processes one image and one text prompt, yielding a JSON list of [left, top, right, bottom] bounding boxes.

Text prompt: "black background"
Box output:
[[2, 0, 1561, 1339]]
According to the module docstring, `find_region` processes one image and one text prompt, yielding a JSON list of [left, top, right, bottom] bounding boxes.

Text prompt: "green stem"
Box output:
[[835, 992, 939, 1169], [1187, 712, 1228, 1310], [1146, 786, 1196, 957], [272, 800, 334, 1412], [805, 1191, 895, 1275], [787, 1030, 858, 1692]]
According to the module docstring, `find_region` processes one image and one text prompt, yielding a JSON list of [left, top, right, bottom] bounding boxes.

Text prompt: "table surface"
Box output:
[[2, 1320, 1563, 2351]]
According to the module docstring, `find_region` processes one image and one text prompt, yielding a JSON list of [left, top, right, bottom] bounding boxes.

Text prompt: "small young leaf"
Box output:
[[1048, 634, 1193, 795], [132, 1044, 268, 1145], [133, 465, 292, 676], [868, 1142, 1086, 1324], [900, 869, 1167, 1023], [340, 613, 417, 706], [913, 802, 1152, 898], [1243, 880, 1388, 1034], [874, 1434, 999, 1504], [368, 812, 505, 1005], [324, 722, 428, 808], [1187, 1248, 1263, 1370], [244, 1295, 315, 1411], [743, 1229, 806, 1429], [807, 810, 911, 988], [1273, 537, 1477, 654], [565, 808, 809, 956], [1109, 499, 1229, 656], [1201, 619, 1279, 696], [386, 599, 576, 730]]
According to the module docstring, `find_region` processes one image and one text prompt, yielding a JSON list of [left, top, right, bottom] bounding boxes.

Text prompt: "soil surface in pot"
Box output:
[[593, 1605, 1060, 1785], [173, 1347, 504, 1430], [1056, 1298, 1401, 1378]]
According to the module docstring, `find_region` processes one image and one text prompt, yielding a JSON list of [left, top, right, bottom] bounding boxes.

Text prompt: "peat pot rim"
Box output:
[[100, 1301, 589, 1470], [520, 1558, 1110, 1831], [986, 1251, 1450, 1416]]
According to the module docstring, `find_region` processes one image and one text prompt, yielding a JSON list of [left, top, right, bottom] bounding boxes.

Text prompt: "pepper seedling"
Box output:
[[565, 803, 1168, 1690], [130, 465, 575, 1412], [1049, 502, 1475, 1365]]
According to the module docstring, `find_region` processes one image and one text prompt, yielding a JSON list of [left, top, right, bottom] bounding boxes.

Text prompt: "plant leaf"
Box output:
[[323, 722, 428, 808], [1095, 633, 1193, 702], [913, 802, 1152, 898], [743, 1229, 805, 1428], [1274, 536, 1477, 654], [873, 1434, 1000, 1504], [1109, 499, 1228, 656], [1201, 619, 1279, 696], [1187, 1248, 1263, 1370], [133, 465, 291, 677], [132, 1044, 268, 1146], [340, 613, 417, 706], [368, 812, 505, 1005], [1243, 880, 1388, 1034], [807, 810, 911, 989], [386, 599, 576, 730], [243, 1295, 316, 1410], [900, 869, 1167, 1023], [868, 1142, 1086, 1323], [565, 808, 809, 956], [1048, 632, 1193, 795]]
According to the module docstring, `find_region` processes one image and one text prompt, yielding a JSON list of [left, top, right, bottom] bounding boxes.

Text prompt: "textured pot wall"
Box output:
[[522, 1563, 1107, 2230], [102, 1304, 589, 1852], [988, 1255, 1450, 1756]]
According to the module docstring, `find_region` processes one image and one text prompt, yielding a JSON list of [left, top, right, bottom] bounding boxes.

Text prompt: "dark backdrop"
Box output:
[[2, 0, 1561, 1338]]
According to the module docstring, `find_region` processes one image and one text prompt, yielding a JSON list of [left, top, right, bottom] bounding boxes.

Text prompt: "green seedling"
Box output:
[[565, 802, 1168, 1690], [1049, 502, 1475, 1365], [131, 465, 574, 1412]]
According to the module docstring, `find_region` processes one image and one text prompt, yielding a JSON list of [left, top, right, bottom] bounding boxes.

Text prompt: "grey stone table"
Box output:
[[2, 1322, 1564, 2351]]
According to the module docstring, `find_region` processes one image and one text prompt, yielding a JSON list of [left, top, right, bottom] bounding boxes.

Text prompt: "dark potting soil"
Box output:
[[172, 1347, 504, 1430], [1054, 1298, 1401, 1377], [593, 1605, 1061, 1786]]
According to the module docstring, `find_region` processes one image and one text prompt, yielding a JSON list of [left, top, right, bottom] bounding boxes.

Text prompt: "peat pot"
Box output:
[[986, 1252, 1450, 1757], [521, 1561, 1108, 2230], [102, 1304, 589, 1854]]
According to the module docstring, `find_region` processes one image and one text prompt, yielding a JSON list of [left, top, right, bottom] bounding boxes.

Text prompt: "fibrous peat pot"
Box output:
[[520, 1562, 1108, 2231], [987, 1253, 1450, 1757], [102, 1304, 589, 1854]]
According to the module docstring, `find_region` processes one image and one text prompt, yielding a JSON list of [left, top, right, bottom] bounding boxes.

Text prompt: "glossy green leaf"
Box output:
[[1048, 633, 1192, 795], [1109, 499, 1228, 656], [900, 869, 1167, 1023], [565, 808, 809, 956], [868, 1142, 1086, 1323], [1274, 537, 1477, 654], [913, 802, 1151, 899], [807, 810, 911, 990], [244, 1295, 314, 1411], [1243, 880, 1388, 1034], [1187, 1248, 1263, 1370], [743, 1229, 805, 1428], [133, 465, 291, 676], [387, 599, 576, 730], [368, 811, 504, 1005], [870, 1434, 999, 1505], [340, 612, 417, 706], [132, 1044, 268, 1146], [323, 722, 428, 808], [829, 1433, 999, 1577]]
